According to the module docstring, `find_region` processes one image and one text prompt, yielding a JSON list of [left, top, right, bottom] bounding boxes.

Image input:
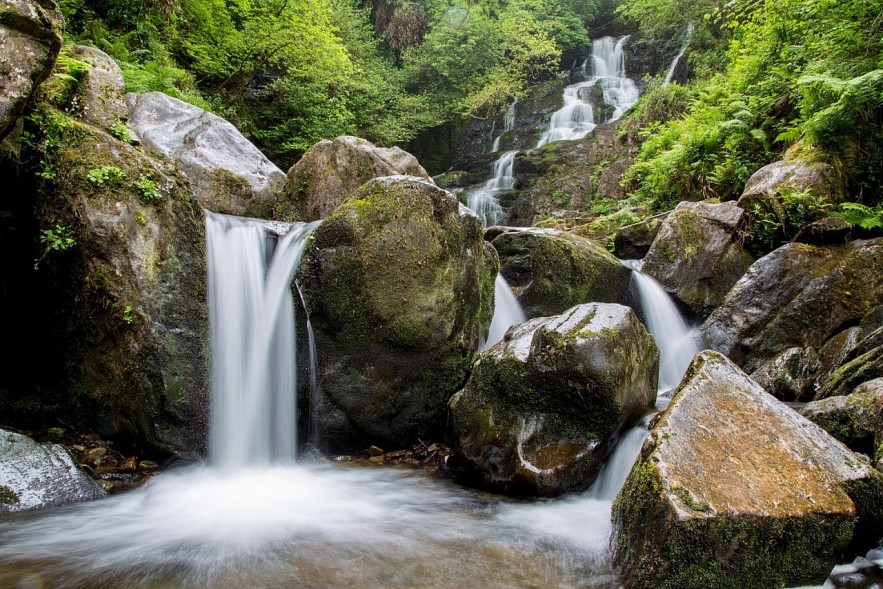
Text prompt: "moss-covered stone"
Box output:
[[820, 346, 883, 399], [490, 227, 632, 318], [643, 201, 754, 317], [449, 303, 658, 496], [800, 386, 883, 459], [612, 351, 883, 589], [299, 176, 496, 453], [24, 103, 209, 455], [700, 238, 883, 374]]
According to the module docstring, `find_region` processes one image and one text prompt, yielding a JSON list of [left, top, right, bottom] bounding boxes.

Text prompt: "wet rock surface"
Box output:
[[700, 238, 883, 374], [299, 176, 496, 454], [642, 201, 754, 317], [799, 380, 883, 461], [489, 227, 632, 318], [613, 350, 883, 589], [449, 303, 658, 496], [0, 427, 106, 511]]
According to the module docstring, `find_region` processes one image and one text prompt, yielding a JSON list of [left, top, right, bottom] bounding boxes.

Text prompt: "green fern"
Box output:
[[837, 202, 883, 230]]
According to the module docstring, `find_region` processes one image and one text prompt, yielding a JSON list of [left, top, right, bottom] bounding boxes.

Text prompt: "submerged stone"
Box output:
[[0, 428, 106, 512], [449, 303, 658, 496], [490, 227, 631, 319], [612, 350, 883, 589], [300, 175, 496, 453]]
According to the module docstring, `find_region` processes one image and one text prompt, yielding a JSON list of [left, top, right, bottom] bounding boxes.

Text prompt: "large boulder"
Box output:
[[489, 227, 632, 318], [819, 345, 883, 399], [449, 303, 658, 496], [737, 157, 845, 255], [298, 176, 496, 453], [126, 91, 285, 217], [800, 380, 883, 461], [700, 238, 883, 374], [0, 428, 106, 512], [29, 109, 209, 455], [749, 346, 820, 402], [642, 201, 754, 317], [613, 350, 883, 589], [70, 45, 127, 133], [282, 135, 431, 221], [0, 0, 62, 141]]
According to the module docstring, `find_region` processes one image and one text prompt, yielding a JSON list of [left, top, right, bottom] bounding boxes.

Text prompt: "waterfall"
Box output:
[[491, 99, 518, 153], [621, 259, 700, 396], [482, 274, 527, 350], [467, 150, 516, 227], [294, 281, 324, 448], [663, 24, 694, 86], [206, 212, 320, 468], [537, 36, 639, 148]]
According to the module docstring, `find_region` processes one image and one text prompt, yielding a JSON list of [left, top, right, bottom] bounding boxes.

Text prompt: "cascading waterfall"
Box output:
[[622, 259, 700, 396], [466, 150, 516, 227], [207, 212, 320, 467], [491, 99, 518, 153], [537, 36, 640, 147], [481, 274, 527, 350], [663, 24, 694, 86]]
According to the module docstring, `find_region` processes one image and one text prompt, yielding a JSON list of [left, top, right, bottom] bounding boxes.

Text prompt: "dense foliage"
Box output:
[[57, 0, 603, 166], [621, 0, 883, 211]]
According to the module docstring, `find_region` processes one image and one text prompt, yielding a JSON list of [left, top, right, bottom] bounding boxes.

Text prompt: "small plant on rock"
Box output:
[[135, 175, 161, 204], [87, 166, 126, 187], [110, 121, 134, 144], [35, 223, 76, 269]]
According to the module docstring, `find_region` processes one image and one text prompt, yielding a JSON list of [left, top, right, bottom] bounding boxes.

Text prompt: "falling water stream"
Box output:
[[0, 214, 845, 588]]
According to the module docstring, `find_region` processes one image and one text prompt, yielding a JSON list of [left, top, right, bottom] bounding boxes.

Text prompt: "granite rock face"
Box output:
[[613, 351, 883, 589]]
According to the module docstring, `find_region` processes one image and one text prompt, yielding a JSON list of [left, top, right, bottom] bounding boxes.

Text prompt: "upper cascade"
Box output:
[[537, 36, 639, 147]]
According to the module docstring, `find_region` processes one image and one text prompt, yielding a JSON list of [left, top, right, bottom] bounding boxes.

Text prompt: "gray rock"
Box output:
[[612, 350, 883, 589], [126, 91, 285, 216], [613, 212, 669, 260], [34, 116, 209, 454], [449, 303, 658, 496], [282, 135, 431, 221], [642, 201, 755, 316], [700, 238, 883, 373], [815, 327, 865, 398], [70, 45, 127, 132], [800, 383, 883, 459], [0, 0, 62, 141], [299, 176, 496, 453], [794, 216, 852, 245], [0, 428, 106, 512], [750, 346, 820, 401], [490, 227, 632, 318], [819, 345, 883, 399]]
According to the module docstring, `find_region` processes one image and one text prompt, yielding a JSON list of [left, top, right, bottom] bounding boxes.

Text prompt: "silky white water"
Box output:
[[207, 212, 320, 467], [467, 150, 516, 227], [622, 259, 700, 395], [537, 36, 640, 147], [491, 99, 518, 153], [482, 273, 527, 350], [663, 24, 694, 86]]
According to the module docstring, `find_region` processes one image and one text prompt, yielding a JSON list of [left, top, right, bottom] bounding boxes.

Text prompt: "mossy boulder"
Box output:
[[0, 0, 62, 141], [819, 345, 883, 399], [749, 346, 820, 402], [449, 303, 658, 496], [298, 176, 497, 453], [489, 227, 632, 318], [612, 350, 883, 589], [737, 157, 845, 256], [281, 135, 431, 221], [642, 201, 755, 317], [800, 381, 883, 461], [700, 238, 883, 374], [815, 327, 866, 398], [70, 45, 127, 133], [28, 108, 209, 455], [126, 91, 285, 217], [0, 428, 106, 512]]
